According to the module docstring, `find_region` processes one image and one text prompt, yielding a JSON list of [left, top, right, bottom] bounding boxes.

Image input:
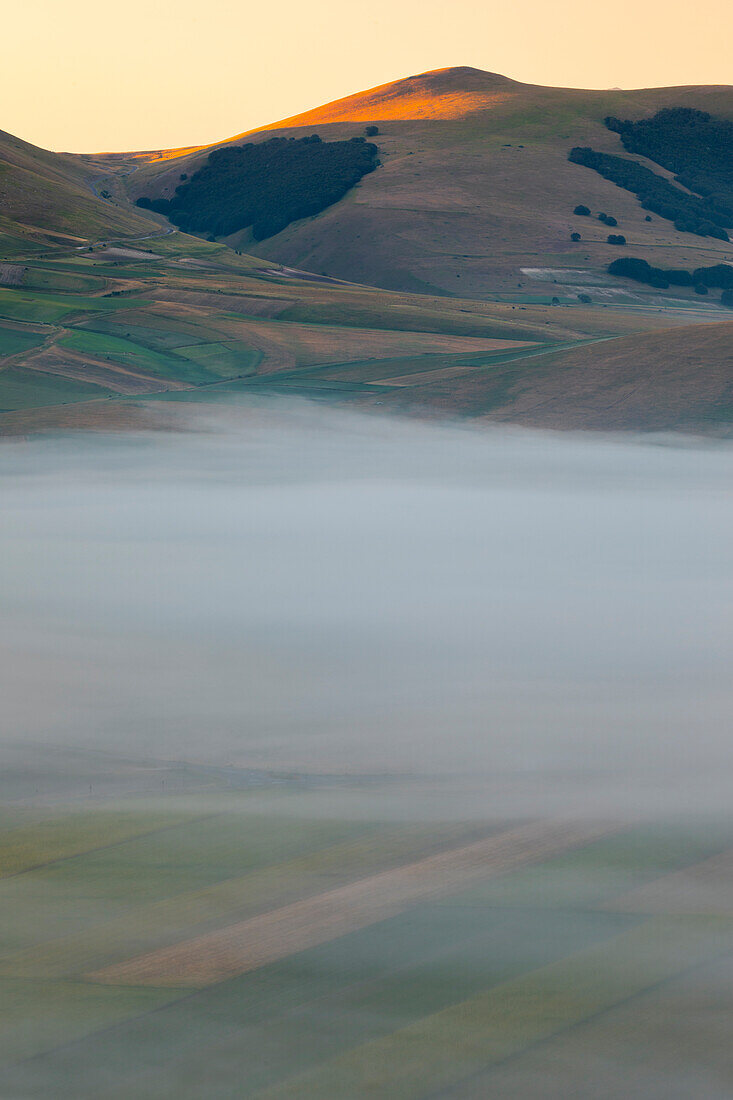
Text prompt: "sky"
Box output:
[[3, 0, 732, 152]]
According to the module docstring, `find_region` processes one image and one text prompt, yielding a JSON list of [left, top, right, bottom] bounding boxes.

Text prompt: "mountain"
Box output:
[[127, 67, 733, 296]]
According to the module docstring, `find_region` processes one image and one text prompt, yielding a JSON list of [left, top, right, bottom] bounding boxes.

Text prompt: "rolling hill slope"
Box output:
[[0, 128, 158, 255], [368, 321, 733, 432], [128, 67, 733, 297]]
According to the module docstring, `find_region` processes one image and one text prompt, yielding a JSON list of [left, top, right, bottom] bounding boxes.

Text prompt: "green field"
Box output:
[[0, 745, 732, 1098], [0, 324, 46, 358], [57, 330, 216, 385], [0, 366, 111, 410], [0, 287, 147, 324], [0, 202, 729, 434]]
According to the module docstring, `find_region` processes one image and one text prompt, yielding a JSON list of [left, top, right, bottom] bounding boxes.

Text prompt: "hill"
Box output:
[[369, 322, 733, 432], [0, 128, 158, 255], [128, 67, 733, 297], [0, 70, 732, 437]]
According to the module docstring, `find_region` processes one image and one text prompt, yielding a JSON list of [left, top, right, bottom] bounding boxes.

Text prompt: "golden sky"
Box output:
[[4, 0, 732, 152]]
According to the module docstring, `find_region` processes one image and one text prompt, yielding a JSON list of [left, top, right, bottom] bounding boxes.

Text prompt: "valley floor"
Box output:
[[2, 753, 733, 1099]]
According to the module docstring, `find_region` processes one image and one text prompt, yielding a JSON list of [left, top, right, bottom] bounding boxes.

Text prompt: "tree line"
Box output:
[[568, 146, 730, 241], [605, 108, 733, 219], [136, 135, 379, 241], [608, 256, 733, 292]]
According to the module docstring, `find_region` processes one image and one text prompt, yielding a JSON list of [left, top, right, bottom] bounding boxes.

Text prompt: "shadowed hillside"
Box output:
[[372, 322, 733, 431]]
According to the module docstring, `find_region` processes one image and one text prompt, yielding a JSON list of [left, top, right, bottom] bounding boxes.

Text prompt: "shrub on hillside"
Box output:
[[573, 204, 591, 216], [607, 234, 626, 245], [570, 232, 581, 241], [365, 126, 379, 137]]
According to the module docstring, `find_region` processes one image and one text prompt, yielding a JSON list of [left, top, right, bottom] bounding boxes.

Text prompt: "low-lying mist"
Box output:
[[3, 401, 733, 817]]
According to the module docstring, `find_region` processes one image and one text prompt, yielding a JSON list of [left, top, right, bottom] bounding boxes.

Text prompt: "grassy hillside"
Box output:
[[128, 67, 733, 297], [0, 222, 729, 434], [364, 322, 733, 432], [0, 128, 158, 255]]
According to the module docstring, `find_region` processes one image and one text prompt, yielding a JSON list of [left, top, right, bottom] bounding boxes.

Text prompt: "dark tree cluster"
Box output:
[[598, 212, 618, 226], [607, 234, 626, 245], [568, 147, 730, 240], [136, 134, 379, 241], [364, 125, 379, 137], [605, 108, 733, 218], [608, 256, 733, 291], [573, 204, 591, 215]]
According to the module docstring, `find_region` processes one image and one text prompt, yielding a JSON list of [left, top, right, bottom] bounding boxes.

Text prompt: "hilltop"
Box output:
[[127, 66, 733, 297]]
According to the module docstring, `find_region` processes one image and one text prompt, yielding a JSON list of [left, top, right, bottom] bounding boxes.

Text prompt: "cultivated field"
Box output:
[[0, 226, 730, 434], [1, 747, 732, 1097]]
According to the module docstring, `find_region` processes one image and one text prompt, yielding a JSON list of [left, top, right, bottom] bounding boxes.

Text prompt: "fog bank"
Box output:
[[3, 402, 733, 815]]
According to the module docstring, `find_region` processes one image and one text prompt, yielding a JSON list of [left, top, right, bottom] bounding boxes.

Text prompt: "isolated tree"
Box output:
[[607, 234, 626, 245], [573, 204, 590, 216], [570, 232, 581, 241], [365, 125, 379, 137]]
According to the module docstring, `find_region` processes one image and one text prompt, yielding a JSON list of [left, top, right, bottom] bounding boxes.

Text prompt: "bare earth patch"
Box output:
[[0, 265, 26, 287], [89, 818, 618, 988]]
